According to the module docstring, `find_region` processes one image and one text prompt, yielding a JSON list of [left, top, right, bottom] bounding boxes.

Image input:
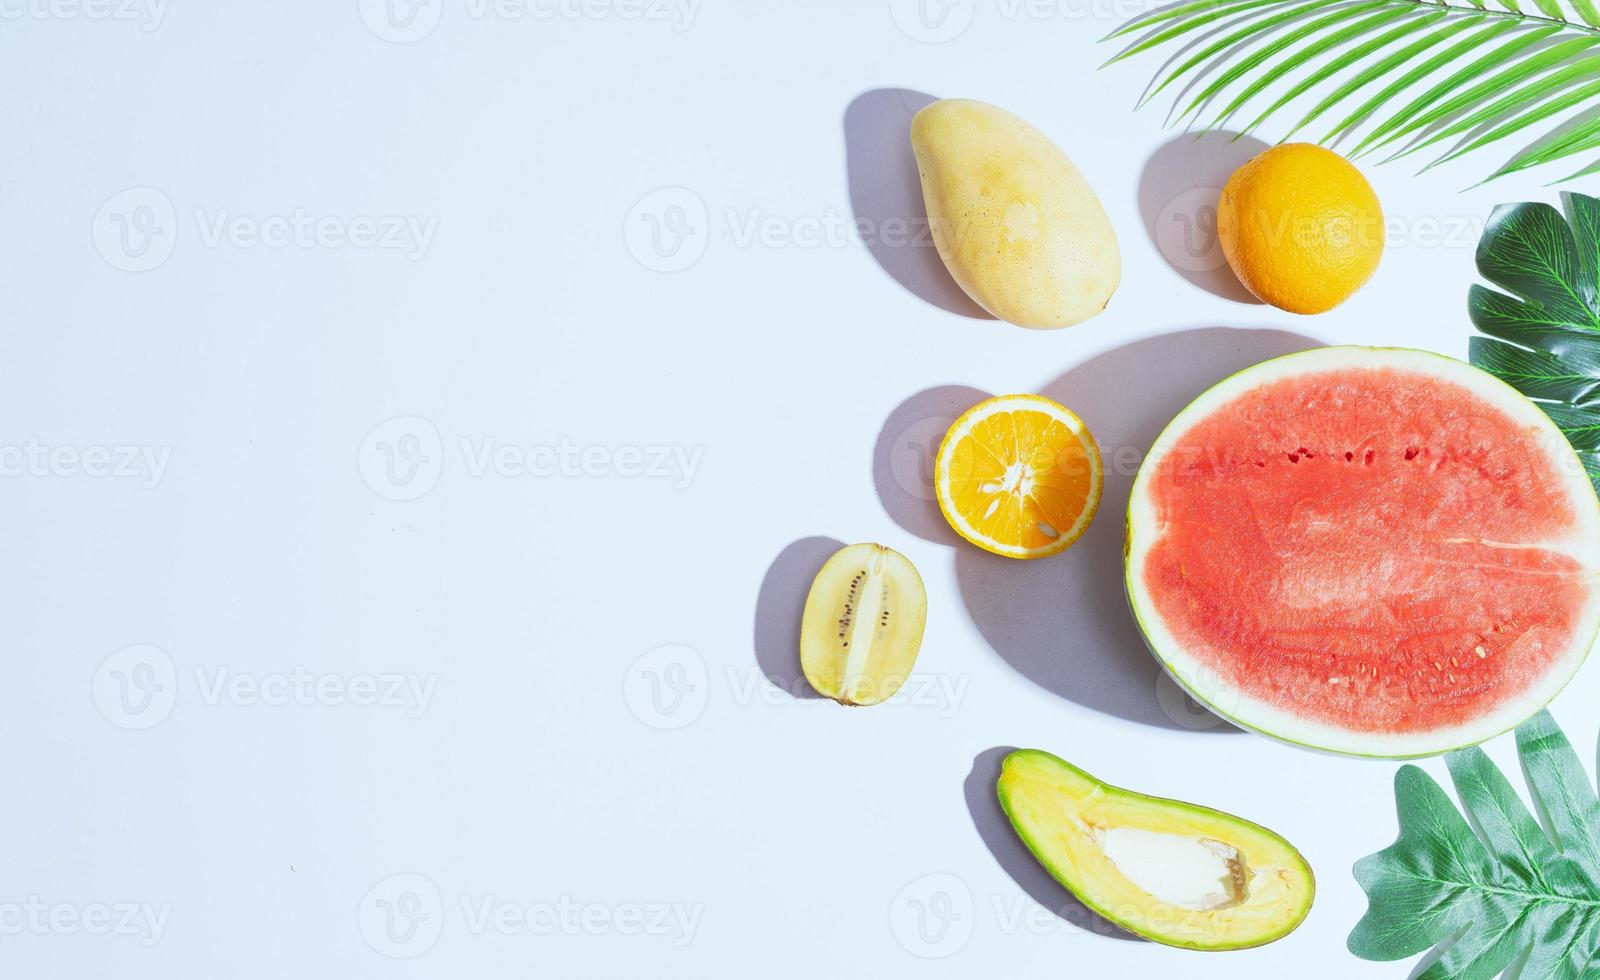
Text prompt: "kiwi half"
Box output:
[[800, 543, 927, 705]]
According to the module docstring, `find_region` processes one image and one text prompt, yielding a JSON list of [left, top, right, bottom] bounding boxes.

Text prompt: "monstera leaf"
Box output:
[[1350, 711, 1600, 978], [1108, 0, 1600, 183], [1469, 192, 1600, 490]]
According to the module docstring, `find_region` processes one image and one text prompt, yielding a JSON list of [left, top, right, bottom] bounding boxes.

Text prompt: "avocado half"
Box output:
[[997, 749, 1313, 951]]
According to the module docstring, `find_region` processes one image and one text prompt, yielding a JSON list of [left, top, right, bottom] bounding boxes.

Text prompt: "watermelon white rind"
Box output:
[[1125, 346, 1600, 759]]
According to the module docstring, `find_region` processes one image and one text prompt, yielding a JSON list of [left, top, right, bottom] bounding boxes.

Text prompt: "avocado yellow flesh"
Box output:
[[997, 749, 1313, 950]]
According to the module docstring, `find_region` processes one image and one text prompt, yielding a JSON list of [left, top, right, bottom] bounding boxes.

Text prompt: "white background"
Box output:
[[3, 1, 1594, 977]]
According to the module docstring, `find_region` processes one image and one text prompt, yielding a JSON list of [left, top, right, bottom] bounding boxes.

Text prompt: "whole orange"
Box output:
[[1216, 144, 1383, 314]]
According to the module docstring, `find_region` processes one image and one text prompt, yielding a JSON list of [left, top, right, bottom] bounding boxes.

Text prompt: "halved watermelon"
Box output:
[[1126, 347, 1600, 758]]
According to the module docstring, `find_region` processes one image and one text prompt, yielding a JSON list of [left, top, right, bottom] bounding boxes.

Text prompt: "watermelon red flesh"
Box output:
[[1142, 365, 1594, 736]]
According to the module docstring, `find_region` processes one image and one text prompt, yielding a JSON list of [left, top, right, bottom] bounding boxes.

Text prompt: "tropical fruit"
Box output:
[[1217, 143, 1383, 315], [935, 394, 1102, 559], [998, 749, 1313, 950], [910, 98, 1120, 328], [800, 543, 927, 705], [1127, 347, 1600, 758]]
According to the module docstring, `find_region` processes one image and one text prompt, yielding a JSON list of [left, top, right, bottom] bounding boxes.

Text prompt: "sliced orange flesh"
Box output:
[[935, 394, 1103, 559]]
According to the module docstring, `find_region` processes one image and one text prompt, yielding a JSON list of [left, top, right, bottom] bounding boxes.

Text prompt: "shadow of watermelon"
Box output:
[[954, 327, 1322, 732]]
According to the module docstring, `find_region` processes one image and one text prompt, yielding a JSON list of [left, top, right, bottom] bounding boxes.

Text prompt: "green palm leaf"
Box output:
[[1131, 0, 1346, 108], [1107, 0, 1317, 68], [1197, 5, 1418, 128], [1240, 9, 1449, 138], [1561, 154, 1600, 178], [1349, 711, 1600, 979], [1370, 33, 1600, 159], [1320, 19, 1519, 140], [1350, 24, 1566, 156], [1107, 0, 1282, 41], [1495, 112, 1600, 178], [1423, 67, 1600, 168], [1109, 0, 1600, 183]]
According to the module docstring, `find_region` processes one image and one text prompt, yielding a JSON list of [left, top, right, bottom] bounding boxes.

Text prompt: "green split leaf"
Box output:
[[1108, 0, 1600, 184], [1349, 711, 1600, 978], [1469, 192, 1600, 486]]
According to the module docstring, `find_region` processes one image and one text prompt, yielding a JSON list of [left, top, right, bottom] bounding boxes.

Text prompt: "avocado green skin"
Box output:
[[996, 749, 1315, 951], [1122, 345, 1600, 760]]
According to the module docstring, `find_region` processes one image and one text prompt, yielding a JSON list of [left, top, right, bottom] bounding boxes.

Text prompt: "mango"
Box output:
[[910, 99, 1120, 329]]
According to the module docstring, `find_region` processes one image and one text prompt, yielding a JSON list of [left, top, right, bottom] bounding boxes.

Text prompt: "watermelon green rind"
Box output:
[[1124, 346, 1600, 759]]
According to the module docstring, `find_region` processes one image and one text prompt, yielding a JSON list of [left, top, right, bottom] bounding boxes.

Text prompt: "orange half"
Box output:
[[934, 394, 1102, 559]]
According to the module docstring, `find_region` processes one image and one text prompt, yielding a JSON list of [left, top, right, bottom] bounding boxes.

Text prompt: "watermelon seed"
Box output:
[[1405, 447, 1420, 460], [1364, 450, 1375, 465], [1344, 451, 1354, 461], [1476, 645, 1488, 658]]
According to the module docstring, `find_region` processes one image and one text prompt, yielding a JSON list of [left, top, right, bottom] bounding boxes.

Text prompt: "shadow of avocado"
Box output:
[[964, 746, 1144, 942], [753, 535, 846, 699], [864, 328, 1321, 731]]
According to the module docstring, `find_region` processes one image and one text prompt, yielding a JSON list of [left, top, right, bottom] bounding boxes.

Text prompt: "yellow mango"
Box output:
[[910, 99, 1120, 329]]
